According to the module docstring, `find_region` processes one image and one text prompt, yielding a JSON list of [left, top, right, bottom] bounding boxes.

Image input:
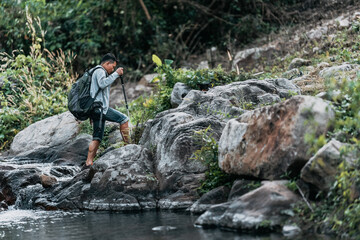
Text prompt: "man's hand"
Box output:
[[116, 67, 124, 76]]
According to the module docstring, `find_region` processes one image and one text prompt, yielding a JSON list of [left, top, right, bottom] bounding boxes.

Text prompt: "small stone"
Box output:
[[40, 174, 58, 188], [335, 16, 350, 29], [288, 58, 311, 70], [282, 225, 302, 237], [317, 62, 330, 69]]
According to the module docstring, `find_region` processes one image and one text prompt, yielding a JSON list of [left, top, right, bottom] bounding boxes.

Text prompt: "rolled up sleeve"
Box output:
[[94, 69, 119, 89]]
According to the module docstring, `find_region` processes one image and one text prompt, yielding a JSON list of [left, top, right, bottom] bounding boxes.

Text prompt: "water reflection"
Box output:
[[0, 209, 289, 240]]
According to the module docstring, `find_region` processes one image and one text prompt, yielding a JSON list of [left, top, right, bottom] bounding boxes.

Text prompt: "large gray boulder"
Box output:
[[10, 111, 79, 159], [195, 181, 300, 231], [300, 139, 355, 192], [36, 144, 158, 211], [176, 90, 243, 120], [83, 144, 158, 211], [140, 78, 301, 206], [49, 134, 92, 166], [141, 114, 223, 194], [219, 95, 335, 179], [206, 78, 300, 108], [171, 78, 300, 120]]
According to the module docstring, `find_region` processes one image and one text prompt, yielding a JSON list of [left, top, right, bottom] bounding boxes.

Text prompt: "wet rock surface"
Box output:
[[195, 181, 300, 231], [0, 167, 41, 205], [41, 144, 159, 211], [189, 186, 230, 214]]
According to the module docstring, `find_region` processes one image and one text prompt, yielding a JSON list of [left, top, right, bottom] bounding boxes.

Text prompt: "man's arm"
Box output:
[[94, 69, 119, 89]]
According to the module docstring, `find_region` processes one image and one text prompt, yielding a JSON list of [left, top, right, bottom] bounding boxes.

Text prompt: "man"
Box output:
[[86, 53, 130, 166]]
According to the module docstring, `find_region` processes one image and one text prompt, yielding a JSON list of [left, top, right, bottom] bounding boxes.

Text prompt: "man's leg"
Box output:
[[86, 140, 100, 166], [120, 121, 130, 144], [104, 108, 130, 144]]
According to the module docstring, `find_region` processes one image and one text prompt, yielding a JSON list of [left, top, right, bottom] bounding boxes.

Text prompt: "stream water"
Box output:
[[0, 158, 335, 240], [0, 209, 289, 240]]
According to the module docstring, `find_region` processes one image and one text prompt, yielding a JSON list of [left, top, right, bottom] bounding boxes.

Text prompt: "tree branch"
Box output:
[[139, 0, 151, 21]]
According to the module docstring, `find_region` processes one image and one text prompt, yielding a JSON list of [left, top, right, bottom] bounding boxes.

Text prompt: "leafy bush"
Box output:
[[0, 0, 306, 76], [191, 126, 236, 195], [294, 74, 360, 237], [152, 54, 252, 89], [322, 75, 360, 237], [329, 158, 360, 236], [0, 12, 76, 150]]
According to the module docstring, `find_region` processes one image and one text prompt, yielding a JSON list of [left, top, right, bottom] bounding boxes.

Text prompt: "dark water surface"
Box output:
[[0, 209, 291, 240]]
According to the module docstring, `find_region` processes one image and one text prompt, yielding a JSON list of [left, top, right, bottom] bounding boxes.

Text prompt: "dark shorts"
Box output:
[[90, 106, 129, 142]]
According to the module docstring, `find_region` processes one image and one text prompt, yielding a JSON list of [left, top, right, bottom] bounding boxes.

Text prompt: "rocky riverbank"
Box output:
[[1, 62, 353, 234], [1, 9, 360, 238]]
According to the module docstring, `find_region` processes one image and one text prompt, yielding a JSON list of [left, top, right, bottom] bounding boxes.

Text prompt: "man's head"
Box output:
[[100, 53, 118, 74]]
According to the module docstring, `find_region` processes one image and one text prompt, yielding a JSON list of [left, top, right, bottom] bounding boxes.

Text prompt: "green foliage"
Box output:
[[319, 75, 360, 237], [304, 133, 327, 156], [257, 220, 274, 230], [191, 126, 235, 195], [280, 171, 299, 192], [0, 13, 76, 150], [115, 84, 171, 145], [79, 120, 93, 135], [285, 180, 298, 192], [329, 159, 360, 236], [295, 157, 360, 238], [327, 75, 360, 143], [153, 54, 253, 89], [245, 181, 262, 190], [294, 74, 360, 238], [0, 0, 302, 75]]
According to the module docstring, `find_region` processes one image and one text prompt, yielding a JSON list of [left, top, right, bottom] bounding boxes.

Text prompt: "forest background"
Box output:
[[0, 0, 340, 80]]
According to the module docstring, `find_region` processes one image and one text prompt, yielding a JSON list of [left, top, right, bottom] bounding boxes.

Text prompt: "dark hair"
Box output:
[[100, 53, 119, 64]]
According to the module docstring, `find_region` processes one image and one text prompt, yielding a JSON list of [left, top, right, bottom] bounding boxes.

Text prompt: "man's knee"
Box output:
[[120, 121, 129, 129]]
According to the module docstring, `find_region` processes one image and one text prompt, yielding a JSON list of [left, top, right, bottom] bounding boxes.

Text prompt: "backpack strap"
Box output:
[[89, 66, 107, 100], [90, 66, 106, 134]]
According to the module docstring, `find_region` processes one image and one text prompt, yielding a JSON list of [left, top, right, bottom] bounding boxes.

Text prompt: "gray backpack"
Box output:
[[67, 66, 103, 121]]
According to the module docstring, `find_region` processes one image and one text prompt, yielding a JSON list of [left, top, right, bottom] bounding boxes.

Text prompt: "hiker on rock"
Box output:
[[86, 53, 130, 166]]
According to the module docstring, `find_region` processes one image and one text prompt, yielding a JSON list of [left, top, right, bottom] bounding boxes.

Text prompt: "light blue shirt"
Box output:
[[89, 65, 120, 114]]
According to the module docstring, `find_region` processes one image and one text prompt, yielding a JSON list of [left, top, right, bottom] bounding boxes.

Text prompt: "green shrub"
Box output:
[[0, 12, 76, 150], [328, 75, 360, 142], [1, 0, 303, 75], [152, 54, 252, 90], [191, 126, 235, 195], [294, 74, 360, 237]]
